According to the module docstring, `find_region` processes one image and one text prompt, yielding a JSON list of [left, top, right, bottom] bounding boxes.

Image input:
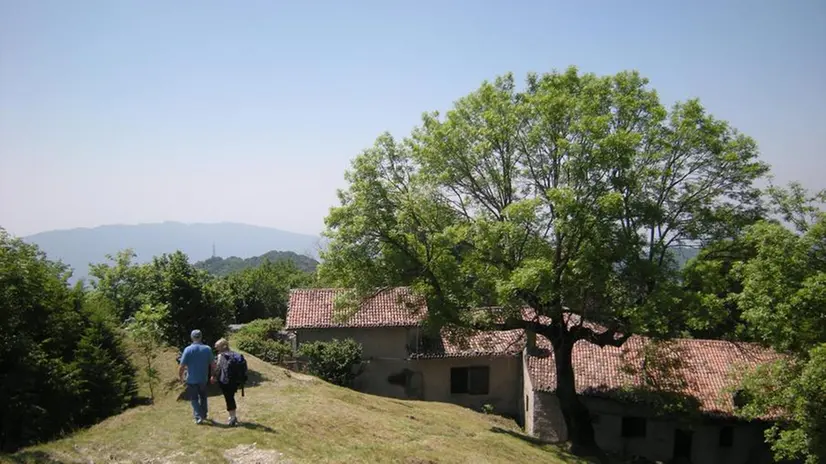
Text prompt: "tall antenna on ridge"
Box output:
[[212, 242, 216, 258]]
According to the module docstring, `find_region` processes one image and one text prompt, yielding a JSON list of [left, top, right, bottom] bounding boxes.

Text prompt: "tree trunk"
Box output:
[[553, 336, 597, 453]]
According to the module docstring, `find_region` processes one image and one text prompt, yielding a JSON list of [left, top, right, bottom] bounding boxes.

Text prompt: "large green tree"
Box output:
[[223, 259, 313, 323], [319, 67, 767, 450], [142, 251, 233, 350]]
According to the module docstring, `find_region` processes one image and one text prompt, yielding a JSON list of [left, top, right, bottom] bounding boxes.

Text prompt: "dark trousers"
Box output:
[[219, 382, 237, 411]]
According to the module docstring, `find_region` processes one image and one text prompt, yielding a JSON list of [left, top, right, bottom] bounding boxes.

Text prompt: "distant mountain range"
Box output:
[[23, 222, 323, 282], [194, 250, 319, 276]]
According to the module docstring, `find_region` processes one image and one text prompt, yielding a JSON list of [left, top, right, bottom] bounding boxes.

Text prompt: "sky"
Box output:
[[1, 0, 824, 238]]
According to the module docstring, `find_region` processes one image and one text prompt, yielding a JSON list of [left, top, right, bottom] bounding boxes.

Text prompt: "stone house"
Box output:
[[287, 287, 778, 463]]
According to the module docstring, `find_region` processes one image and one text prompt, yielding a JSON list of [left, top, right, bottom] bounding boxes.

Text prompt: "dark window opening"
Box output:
[[621, 416, 646, 438], [719, 426, 734, 447], [450, 366, 490, 395], [674, 429, 693, 458]]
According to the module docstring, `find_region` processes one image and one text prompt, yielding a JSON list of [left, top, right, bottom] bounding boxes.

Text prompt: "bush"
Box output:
[[298, 338, 363, 387], [72, 301, 138, 425], [234, 318, 291, 364], [236, 318, 284, 340], [235, 336, 293, 364]]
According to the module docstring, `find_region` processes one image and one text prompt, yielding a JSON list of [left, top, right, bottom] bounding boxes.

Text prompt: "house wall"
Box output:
[[293, 327, 523, 418], [522, 351, 536, 434], [528, 391, 568, 443], [528, 392, 773, 463], [293, 326, 419, 360], [353, 358, 415, 399], [413, 356, 522, 418]]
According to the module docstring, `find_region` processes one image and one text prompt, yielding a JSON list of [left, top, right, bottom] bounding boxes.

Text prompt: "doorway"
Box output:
[[673, 428, 693, 461]]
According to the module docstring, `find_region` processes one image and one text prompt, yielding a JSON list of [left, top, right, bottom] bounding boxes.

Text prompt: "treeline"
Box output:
[[0, 238, 316, 452], [194, 250, 319, 276]]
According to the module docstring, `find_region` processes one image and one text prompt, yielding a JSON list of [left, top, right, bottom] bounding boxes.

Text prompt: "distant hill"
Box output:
[[23, 222, 322, 282], [195, 250, 319, 276]]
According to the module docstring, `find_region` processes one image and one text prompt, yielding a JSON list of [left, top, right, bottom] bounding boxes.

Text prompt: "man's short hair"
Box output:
[[190, 329, 203, 341]]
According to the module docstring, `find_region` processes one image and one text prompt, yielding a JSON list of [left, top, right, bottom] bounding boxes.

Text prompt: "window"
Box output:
[[621, 416, 646, 438], [450, 366, 490, 395], [719, 426, 734, 447]]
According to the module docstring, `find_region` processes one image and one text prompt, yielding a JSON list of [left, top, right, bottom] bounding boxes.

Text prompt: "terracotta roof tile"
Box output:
[[286, 287, 427, 329], [412, 329, 525, 359], [527, 336, 780, 417]]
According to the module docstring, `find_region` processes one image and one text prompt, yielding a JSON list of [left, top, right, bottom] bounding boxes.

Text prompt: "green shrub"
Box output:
[[297, 338, 363, 387], [235, 336, 292, 364], [233, 318, 291, 364], [236, 318, 284, 340]]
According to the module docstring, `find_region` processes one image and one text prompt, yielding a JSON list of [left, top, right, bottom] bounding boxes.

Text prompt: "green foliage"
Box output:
[[233, 318, 293, 365], [195, 250, 319, 276], [126, 303, 169, 401], [236, 317, 284, 339], [89, 249, 148, 320], [91, 250, 233, 350], [235, 337, 293, 365], [319, 67, 767, 446], [738, 348, 826, 464], [692, 184, 826, 463], [0, 229, 136, 452], [298, 339, 363, 387], [735, 200, 825, 463], [143, 252, 233, 350], [71, 299, 138, 425], [223, 260, 312, 323]]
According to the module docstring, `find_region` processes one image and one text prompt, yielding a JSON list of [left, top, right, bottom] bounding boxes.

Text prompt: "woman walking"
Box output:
[[212, 338, 240, 426]]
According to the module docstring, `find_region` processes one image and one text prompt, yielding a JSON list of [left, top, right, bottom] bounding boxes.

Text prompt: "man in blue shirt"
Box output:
[[179, 329, 215, 424]]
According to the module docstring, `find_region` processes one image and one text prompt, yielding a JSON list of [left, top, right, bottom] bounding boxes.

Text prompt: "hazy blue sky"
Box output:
[[1, 0, 824, 237]]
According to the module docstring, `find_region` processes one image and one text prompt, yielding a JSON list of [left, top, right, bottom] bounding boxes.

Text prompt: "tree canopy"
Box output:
[[319, 66, 768, 449], [91, 250, 233, 350], [223, 259, 314, 323]]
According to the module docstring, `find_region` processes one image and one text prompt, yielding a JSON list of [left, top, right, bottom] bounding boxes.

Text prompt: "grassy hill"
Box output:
[[2, 348, 586, 464], [194, 250, 319, 276]]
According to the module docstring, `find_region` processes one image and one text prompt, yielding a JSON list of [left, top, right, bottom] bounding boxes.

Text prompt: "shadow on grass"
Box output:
[[174, 369, 267, 402], [206, 421, 277, 434], [5, 450, 65, 464], [490, 426, 553, 447], [490, 427, 602, 462], [130, 396, 154, 407]]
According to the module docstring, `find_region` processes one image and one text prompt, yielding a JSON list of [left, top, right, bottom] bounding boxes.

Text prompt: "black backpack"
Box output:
[[225, 352, 248, 397]]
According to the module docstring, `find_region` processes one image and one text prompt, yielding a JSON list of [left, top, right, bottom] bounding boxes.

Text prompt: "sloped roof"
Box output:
[[412, 328, 525, 359], [286, 287, 427, 329], [526, 336, 780, 417]]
